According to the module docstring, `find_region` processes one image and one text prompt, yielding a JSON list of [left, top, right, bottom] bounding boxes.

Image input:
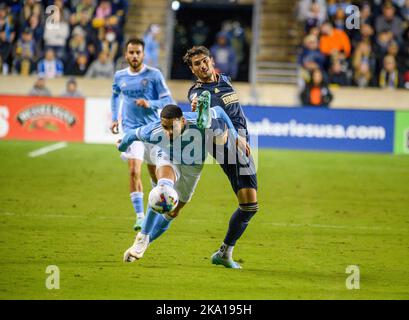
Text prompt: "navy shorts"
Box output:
[[212, 143, 258, 194]]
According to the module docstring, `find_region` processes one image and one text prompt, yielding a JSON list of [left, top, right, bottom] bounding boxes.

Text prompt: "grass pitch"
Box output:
[[0, 140, 408, 299]]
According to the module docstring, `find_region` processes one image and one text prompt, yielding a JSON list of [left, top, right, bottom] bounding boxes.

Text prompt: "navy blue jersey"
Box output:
[[187, 74, 248, 133]]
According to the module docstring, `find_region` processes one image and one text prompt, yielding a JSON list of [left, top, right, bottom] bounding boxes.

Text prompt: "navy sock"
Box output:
[[223, 203, 258, 246]]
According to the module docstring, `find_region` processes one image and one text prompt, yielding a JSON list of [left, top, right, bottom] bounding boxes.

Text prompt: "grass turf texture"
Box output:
[[0, 140, 408, 299]]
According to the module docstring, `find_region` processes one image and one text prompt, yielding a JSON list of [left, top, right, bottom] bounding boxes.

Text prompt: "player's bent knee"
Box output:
[[129, 170, 142, 181]]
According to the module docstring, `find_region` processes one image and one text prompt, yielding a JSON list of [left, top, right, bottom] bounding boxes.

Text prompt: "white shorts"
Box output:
[[155, 149, 203, 203], [120, 141, 156, 165]]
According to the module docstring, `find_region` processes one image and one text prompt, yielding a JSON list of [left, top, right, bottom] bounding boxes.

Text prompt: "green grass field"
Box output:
[[0, 140, 408, 299]]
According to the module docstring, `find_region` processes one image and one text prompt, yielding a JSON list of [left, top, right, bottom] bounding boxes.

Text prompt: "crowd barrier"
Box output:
[[1, 95, 408, 154]]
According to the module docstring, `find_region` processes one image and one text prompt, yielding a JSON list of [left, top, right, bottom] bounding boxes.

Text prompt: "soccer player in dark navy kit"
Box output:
[[184, 46, 258, 269]]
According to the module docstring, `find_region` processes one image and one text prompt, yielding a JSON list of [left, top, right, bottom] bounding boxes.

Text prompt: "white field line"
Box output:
[[28, 142, 67, 158], [0, 212, 405, 233]]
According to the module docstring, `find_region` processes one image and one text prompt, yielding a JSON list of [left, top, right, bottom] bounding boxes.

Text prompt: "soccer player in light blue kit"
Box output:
[[117, 103, 250, 264], [111, 38, 174, 231]]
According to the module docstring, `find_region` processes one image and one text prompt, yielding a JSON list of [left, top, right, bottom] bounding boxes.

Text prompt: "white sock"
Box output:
[[158, 178, 174, 188], [218, 243, 234, 260]]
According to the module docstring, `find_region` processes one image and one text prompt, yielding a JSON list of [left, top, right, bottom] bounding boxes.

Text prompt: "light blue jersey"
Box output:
[[123, 106, 238, 165], [111, 65, 174, 131]]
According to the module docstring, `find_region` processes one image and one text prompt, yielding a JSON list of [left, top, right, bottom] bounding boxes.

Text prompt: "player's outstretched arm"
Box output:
[[117, 130, 139, 152]]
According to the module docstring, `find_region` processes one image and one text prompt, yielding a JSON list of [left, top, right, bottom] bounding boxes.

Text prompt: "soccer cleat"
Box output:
[[123, 234, 150, 262], [211, 252, 242, 269], [196, 90, 212, 129], [133, 217, 144, 232]]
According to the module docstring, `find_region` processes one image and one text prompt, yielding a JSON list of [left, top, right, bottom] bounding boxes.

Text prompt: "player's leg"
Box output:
[[149, 163, 202, 243], [212, 152, 259, 269], [144, 142, 159, 189], [128, 158, 145, 231], [122, 141, 147, 231], [124, 154, 179, 262]]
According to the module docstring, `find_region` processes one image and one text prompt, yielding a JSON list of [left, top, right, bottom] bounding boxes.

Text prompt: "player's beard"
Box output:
[[128, 58, 142, 72], [198, 68, 215, 82]]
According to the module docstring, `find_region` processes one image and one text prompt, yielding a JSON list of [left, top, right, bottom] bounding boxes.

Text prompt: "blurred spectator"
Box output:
[[66, 52, 89, 76], [19, 0, 44, 28], [378, 54, 402, 88], [13, 28, 39, 75], [70, 8, 98, 61], [401, 0, 409, 21], [351, 23, 374, 48], [374, 30, 394, 73], [300, 69, 333, 107], [299, 34, 326, 71], [360, 2, 375, 26], [328, 57, 350, 86], [352, 41, 376, 87], [70, 0, 95, 26], [54, 0, 72, 22], [95, 0, 112, 19], [375, 2, 404, 42], [0, 23, 13, 74], [97, 27, 119, 62], [68, 25, 88, 61], [85, 51, 114, 78], [29, 76, 52, 96], [210, 31, 238, 80], [327, 0, 351, 17], [61, 77, 83, 97], [319, 22, 351, 58], [304, 2, 327, 33], [0, 2, 16, 43], [143, 24, 161, 68], [223, 20, 247, 67], [37, 48, 64, 78], [43, 9, 70, 60], [331, 7, 346, 30], [27, 13, 44, 46], [297, 0, 327, 22]]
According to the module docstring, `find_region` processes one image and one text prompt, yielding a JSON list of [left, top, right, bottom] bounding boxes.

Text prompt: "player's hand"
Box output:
[[135, 99, 150, 108], [117, 132, 137, 152], [110, 121, 119, 134], [236, 136, 251, 157], [191, 97, 198, 112], [116, 139, 122, 150]]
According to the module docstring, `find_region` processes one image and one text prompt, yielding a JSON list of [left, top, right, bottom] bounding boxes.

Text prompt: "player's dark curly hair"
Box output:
[[125, 38, 145, 52], [161, 104, 183, 119], [183, 46, 211, 66]]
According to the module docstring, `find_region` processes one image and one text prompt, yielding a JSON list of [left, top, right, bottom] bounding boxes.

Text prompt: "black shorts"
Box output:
[[212, 143, 258, 195]]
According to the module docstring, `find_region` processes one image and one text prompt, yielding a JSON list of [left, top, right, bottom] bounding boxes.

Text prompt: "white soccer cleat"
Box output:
[[123, 233, 150, 262]]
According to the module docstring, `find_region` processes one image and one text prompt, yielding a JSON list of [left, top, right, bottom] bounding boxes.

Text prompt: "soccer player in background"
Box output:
[[111, 38, 174, 231], [184, 46, 259, 269], [117, 103, 249, 263]]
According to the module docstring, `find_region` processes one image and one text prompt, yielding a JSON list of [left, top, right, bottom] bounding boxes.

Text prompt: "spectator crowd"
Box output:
[[0, 0, 129, 79], [297, 0, 409, 93]]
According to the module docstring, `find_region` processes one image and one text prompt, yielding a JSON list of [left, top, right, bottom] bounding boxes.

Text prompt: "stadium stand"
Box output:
[[297, 0, 409, 90]]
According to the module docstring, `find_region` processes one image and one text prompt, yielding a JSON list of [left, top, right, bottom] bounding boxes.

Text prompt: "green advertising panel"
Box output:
[[394, 111, 409, 154]]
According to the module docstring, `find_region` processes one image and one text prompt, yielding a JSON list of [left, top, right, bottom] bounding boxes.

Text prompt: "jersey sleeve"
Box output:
[[111, 72, 121, 121], [134, 122, 164, 145], [148, 71, 173, 110]]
